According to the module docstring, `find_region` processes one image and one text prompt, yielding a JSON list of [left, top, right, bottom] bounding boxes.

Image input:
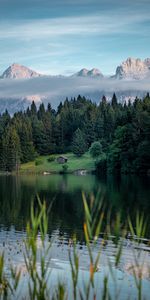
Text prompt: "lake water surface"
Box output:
[[0, 174, 150, 299]]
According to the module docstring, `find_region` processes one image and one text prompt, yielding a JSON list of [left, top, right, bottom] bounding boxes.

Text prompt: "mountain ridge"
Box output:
[[1, 57, 150, 80], [114, 57, 150, 80], [1, 63, 42, 79], [72, 68, 104, 78], [0, 57, 150, 115]]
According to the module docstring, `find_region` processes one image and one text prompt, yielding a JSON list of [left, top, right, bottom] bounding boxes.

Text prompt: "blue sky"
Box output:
[[0, 0, 150, 75]]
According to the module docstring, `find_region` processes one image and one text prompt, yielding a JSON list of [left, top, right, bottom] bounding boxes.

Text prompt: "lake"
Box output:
[[0, 174, 150, 299], [0, 174, 150, 235]]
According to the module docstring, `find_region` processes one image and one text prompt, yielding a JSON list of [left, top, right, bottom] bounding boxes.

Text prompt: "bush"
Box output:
[[35, 159, 43, 166], [47, 156, 56, 163], [72, 128, 87, 157], [89, 141, 102, 160], [95, 155, 107, 175], [62, 164, 68, 173]]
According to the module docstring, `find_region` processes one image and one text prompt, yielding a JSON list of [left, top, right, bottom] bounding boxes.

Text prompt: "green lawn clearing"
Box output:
[[20, 152, 95, 174]]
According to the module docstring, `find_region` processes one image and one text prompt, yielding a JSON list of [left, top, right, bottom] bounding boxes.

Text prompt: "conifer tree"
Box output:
[[1, 126, 21, 171], [72, 128, 87, 157], [111, 93, 118, 108]]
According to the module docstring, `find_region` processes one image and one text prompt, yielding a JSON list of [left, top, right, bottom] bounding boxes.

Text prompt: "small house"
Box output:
[[56, 156, 68, 164]]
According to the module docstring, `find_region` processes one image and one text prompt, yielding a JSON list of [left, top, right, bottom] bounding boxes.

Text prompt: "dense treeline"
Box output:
[[0, 93, 150, 174]]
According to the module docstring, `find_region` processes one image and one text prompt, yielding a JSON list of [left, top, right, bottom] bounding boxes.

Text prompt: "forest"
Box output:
[[0, 93, 149, 174]]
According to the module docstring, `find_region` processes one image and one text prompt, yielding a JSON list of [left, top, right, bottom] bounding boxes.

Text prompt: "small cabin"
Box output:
[[56, 156, 68, 164]]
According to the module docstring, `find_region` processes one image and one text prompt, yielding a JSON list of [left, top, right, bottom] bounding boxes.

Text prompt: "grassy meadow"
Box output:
[[20, 152, 95, 174]]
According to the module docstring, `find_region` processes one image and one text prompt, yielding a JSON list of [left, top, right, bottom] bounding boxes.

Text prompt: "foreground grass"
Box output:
[[20, 152, 95, 174], [0, 194, 149, 300]]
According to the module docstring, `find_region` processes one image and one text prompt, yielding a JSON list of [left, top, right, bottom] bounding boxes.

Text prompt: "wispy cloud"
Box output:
[[0, 0, 150, 75], [0, 12, 150, 40]]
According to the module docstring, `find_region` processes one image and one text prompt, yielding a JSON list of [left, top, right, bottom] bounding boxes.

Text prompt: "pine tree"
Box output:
[[30, 101, 37, 115], [19, 122, 36, 163], [111, 93, 118, 108], [57, 102, 63, 114], [72, 128, 87, 157], [38, 103, 45, 120], [89, 141, 102, 161], [1, 126, 21, 171]]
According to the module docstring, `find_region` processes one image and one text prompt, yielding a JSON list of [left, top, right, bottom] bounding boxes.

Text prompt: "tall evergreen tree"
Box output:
[[19, 122, 36, 162], [30, 101, 37, 115], [72, 128, 87, 157], [111, 93, 118, 108], [1, 126, 21, 171]]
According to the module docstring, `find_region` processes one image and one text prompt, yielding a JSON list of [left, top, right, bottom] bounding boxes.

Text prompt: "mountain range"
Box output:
[[0, 57, 150, 114], [1, 57, 150, 80]]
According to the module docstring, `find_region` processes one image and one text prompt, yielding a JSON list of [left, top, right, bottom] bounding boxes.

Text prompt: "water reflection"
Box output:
[[0, 174, 150, 299], [0, 174, 150, 238]]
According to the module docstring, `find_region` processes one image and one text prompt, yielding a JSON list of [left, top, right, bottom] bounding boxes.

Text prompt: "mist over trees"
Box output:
[[0, 93, 149, 174]]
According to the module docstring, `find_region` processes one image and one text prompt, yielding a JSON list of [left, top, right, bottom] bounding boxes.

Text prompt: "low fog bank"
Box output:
[[0, 77, 149, 113], [0, 76, 150, 97]]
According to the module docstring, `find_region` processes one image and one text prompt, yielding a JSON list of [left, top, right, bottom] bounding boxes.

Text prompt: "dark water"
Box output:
[[0, 174, 150, 237], [0, 174, 150, 299]]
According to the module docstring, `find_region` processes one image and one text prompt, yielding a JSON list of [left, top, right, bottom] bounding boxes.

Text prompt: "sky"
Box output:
[[0, 0, 150, 76]]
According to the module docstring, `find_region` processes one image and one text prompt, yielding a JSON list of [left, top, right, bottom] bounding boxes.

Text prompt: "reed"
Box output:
[[0, 192, 149, 300]]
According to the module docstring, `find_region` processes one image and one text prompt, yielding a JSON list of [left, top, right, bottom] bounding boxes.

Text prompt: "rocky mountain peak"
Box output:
[[1, 63, 41, 79], [144, 58, 150, 68], [115, 57, 150, 80], [73, 68, 103, 78], [77, 68, 89, 76], [88, 68, 103, 77]]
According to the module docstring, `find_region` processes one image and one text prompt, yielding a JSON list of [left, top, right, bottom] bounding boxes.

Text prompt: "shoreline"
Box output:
[[19, 168, 95, 176], [0, 169, 95, 176]]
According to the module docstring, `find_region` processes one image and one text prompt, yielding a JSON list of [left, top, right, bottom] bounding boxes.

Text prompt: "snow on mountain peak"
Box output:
[[1, 63, 41, 79], [73, 68, 103, 78], [77, 68, 89, 76], [115, 57, 150, 80], [25, 95, 43, 103], [88, 68, 103, 77], [1, 58, 150, 82]]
